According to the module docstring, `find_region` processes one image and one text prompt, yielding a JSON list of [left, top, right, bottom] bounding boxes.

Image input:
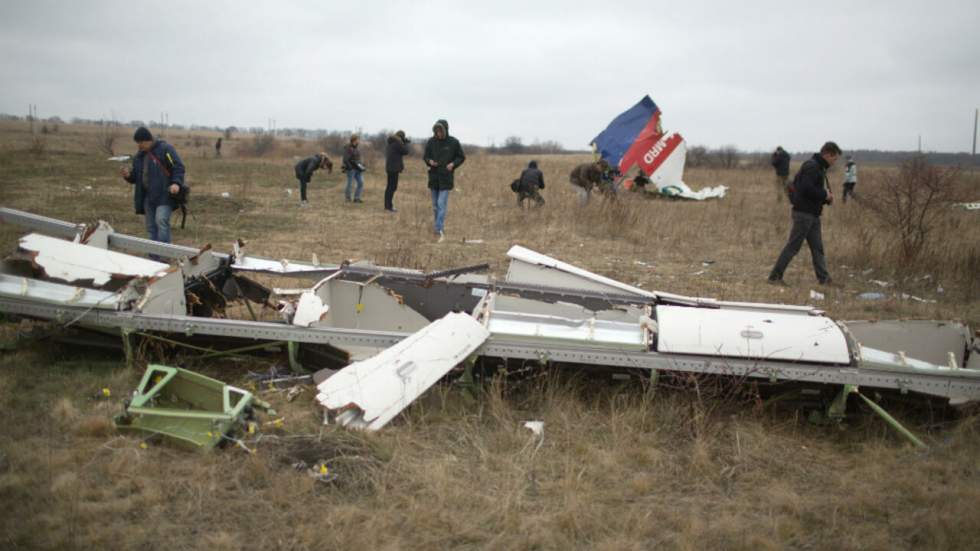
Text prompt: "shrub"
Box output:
[[245, 132, 276, 157], [859, 155, 967, 263], [96, 125, 118, 156]]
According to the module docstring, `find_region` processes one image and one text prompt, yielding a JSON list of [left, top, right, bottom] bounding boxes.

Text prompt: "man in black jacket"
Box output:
[[770, 146, 791, 202], [768, 141, 841, 285], [384, 130, 410, 212], [515, 160, 545, 208], [294, 152, 333, 206], [120, 126, 186, 244], [423, 119, 465, 242]]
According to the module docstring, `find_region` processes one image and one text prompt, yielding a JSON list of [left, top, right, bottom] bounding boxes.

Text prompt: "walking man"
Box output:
[[423, 119, 465, 242], [770, 146, 791, 202], [293, 152, 333, 206], [343, 135, 365, 203], [515, 160, 545, 208], [215, 137, 222, 159], [768, 141, 842, 286], [384, 130, 410, 212], [120, 126, 186, 244], [842, 155, 857, 203]]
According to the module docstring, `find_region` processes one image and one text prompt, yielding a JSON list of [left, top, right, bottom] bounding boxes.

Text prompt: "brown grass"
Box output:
[[1, 119, 979, 549]]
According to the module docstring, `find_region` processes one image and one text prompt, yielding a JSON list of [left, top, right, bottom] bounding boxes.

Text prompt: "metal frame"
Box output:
[[3, 207, 980, 405]]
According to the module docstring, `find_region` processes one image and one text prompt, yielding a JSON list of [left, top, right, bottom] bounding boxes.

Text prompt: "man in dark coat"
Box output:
[[514, 160, 545, 208], [768, 141, 841, 285], [384, 130, 410, 212], [293, 152, 333, 206], [423, 119, 465, 242], [770, 146, 791, 202], [120, 126, 186, 244]]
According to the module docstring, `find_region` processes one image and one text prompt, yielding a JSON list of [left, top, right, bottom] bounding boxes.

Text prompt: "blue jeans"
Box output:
[[345, 170, 364, 201], [430, 188, 449, 233], [144, 201, 174, 243]]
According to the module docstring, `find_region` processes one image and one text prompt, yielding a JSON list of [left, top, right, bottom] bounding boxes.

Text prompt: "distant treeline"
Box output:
[[2, 113, 976, 165]]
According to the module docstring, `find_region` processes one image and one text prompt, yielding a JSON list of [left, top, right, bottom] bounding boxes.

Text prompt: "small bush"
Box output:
[[244, 132, 276, 157], [859, 155, 967, 263]]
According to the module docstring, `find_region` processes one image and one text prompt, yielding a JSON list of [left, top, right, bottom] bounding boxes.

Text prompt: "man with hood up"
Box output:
[[423, 119, 465, 242], [514, 160, 545, 208], [119, 126, 186, 244], [770, 146, 791, 202]]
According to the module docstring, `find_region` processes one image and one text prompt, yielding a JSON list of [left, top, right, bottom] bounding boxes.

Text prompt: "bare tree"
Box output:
[[713, 145, 739, 169], [860, 155, 968, 263], [687, 145, 710, 168]]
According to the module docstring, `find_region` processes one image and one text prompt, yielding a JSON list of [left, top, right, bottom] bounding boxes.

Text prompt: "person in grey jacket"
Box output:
[[294, 152, 333, 206], [384, 130, 410, 212]]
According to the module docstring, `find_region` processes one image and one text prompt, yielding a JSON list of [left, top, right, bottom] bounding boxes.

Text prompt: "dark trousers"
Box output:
[[517, 188, 545, 208], [842, 182, 855, 203], [298, 178, 309, 201], [385, 172, 399, 210], [769, 210, 830, 282]]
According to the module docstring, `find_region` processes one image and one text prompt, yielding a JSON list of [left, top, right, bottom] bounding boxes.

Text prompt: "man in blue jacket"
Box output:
[[768, 141, 841, 286], [423, 119, 465, 242], [120, 127, 186, 244]]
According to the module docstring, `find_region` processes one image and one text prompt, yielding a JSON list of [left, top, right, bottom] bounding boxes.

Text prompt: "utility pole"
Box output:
[[973, 108, 977, 157], [917, 134, 921, 153]]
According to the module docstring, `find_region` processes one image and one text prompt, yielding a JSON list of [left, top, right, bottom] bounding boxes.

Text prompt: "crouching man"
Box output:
[[513, 160, 545, 208], [569, 159, 611, 205], [120, 126, 186, 243]]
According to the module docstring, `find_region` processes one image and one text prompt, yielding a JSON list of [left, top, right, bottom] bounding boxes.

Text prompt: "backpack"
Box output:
[[147, 148, 190, 229], [510, 179, 521, 193], [786, 168, 802, 205]]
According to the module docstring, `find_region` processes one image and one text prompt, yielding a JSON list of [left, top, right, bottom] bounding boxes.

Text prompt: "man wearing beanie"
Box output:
[[422, 119, 465, 242], [120, 126, 186, 244]]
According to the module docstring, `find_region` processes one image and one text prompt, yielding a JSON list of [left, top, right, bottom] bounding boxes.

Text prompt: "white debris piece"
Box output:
[[292, 291, 330, 327], [523, 421, 544, 437], [18, 233, 170, 286], [809, 290, 825, 301], [316, 312, 490, 431]]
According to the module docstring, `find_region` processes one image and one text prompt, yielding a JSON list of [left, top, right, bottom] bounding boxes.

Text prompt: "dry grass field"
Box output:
[[1, 120, 979, 550]]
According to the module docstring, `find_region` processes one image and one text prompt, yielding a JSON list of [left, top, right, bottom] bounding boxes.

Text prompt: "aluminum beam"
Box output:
[[3, 294, 979, 403]]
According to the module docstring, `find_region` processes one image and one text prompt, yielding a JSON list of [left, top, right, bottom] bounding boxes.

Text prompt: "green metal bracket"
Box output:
[[827, 384, 857, 422], [113, 364, 276, 452], [853, 390, 927, 449], [458, 354, 479, 400], [819, 384, 927, 449], [121, 328, 135, 368], [287, 341, 308, 373]]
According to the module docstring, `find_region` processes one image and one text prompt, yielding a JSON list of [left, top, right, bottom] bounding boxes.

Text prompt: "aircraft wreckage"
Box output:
[[1, 207, 978, 446]]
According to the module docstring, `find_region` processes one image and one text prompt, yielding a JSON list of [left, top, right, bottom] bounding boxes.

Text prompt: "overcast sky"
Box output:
[[1, 0, 977, 153]]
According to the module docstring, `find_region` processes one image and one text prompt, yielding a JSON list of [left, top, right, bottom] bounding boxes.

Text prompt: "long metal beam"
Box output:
[[3, 295, 979, 403]]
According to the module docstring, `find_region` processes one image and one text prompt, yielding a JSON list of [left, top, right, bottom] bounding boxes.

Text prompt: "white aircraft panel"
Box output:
[[656, 305, 850, 364]]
